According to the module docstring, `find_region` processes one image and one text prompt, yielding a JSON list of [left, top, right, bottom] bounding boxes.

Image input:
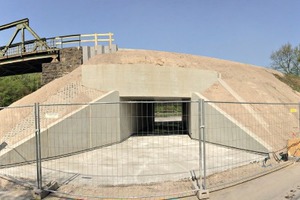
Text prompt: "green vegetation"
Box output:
[[270, 43, 300, 75], [0, 73, 41, 107], [155, 103, 182, 117], [271, 43, 300, 92], [274, 73, 300, 92]]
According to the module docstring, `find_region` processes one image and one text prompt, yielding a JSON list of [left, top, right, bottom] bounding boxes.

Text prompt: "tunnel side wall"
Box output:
[[190, 93, 269, 153], [0, 91, 125, 165]]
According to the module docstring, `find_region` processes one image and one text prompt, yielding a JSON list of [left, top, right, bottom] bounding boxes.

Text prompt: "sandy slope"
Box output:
[[0, 66, 105, 144], [0, 49, 299, 199], [86, 49, 299, 103], [86, 49, 300, 150], [1, 49, 299, 150]]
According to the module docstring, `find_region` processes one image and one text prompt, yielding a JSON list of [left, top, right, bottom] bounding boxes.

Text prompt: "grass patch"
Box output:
[[274, 73, 300, 92], [155, 103, 182, 117]]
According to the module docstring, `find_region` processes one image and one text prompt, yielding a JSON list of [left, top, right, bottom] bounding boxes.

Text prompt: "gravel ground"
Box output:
[[0, 161, 298, 200]]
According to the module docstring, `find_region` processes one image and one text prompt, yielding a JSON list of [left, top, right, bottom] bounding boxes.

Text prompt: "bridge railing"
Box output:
[[0, 38, 55, 59], [0, 33, 114, 58], [53, 33, 114, 49]]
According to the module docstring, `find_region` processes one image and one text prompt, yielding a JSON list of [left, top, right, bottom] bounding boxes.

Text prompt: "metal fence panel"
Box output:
[[0, 105, 37, 188], [36, 101, 200, 199], [0, 100, 297, 198], [204, 101, 297, 190]]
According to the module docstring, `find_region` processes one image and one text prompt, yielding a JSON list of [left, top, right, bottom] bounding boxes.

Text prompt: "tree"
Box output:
[[270, 43, 300, 75], [293, 45, 300, 74], [0, 73, 41, 107]]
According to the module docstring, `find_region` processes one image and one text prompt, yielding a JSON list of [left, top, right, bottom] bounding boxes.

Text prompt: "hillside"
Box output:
[[84, 50, 300, 150], [86, 49, 300, 103], [0, 49, 299, 150]]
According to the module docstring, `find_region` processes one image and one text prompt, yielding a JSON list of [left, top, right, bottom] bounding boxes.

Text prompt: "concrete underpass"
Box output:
[[0, 63, 270, 165], [120, 98, 190, 136]]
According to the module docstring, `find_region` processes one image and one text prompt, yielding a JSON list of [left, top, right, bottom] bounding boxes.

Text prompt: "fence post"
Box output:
[[94, 33, 98, 47], [108, 32, 112, 50], [198, 100, 202, 184], [200, 99, 207, 189], [197, 99, 210, 199], [34, 103, 42, 190], [79, 34, 81, 47], [201, 99, 207, 190]]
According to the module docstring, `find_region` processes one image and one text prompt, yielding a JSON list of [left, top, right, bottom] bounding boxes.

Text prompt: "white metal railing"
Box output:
[[53, 33, 114, 49]]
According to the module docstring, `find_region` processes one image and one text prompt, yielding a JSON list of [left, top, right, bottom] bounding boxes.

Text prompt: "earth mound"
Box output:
[[1, 49, 299, 151]]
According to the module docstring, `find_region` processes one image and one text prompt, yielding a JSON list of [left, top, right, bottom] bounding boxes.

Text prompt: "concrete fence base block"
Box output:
[[32, 181, 59, 199], [197, 190, 210, 200]]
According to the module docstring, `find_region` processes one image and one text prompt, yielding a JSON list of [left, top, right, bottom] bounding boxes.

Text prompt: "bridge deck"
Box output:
[[0, 50, 59, 76]]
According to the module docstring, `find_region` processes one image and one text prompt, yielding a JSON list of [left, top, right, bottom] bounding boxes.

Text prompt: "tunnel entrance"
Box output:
[[123, 100, 190, 136], [153, 102, 189, 135]]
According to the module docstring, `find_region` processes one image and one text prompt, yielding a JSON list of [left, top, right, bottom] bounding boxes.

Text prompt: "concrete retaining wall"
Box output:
[[0, 91, 122, 165], [0, 91, 159, 165], [82, 44, 118, 63], [42, 47, 83, 85], [82, 64, 219, 98], [42, 91, 121, 158], [0, 91, 270, 165], [190, 92, 270, 153], [42, 44, 118, 85]]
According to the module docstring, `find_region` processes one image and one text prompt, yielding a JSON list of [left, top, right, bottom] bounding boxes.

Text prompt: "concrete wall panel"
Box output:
[[43, 108, 90, 157], [89, 91, 120, 147], [0, 91, 121, 165], [190, 92, 269, 153], [190, 93, 201, 139], [82, 64, 219, 98], [120, 102, 138, 140]]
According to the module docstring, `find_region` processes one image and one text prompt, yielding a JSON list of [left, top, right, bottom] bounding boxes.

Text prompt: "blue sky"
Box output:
[[1, 0, 299, 67]]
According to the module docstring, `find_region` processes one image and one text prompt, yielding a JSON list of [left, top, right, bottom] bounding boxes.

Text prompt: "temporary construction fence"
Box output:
[[0, 100, 298, 199], [203, 101, 298, 191]]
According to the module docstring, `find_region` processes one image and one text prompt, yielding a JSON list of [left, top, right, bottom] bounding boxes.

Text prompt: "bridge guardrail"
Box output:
[[0, 33, 114, 59], [53, 33, 114, 49], [0, 38, 55, 59]]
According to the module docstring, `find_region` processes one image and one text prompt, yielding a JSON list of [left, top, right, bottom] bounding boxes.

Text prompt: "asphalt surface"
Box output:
[[210, 161, 300, 200]]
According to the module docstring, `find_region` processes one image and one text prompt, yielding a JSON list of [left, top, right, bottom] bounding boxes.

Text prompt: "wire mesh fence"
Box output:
[[37, 101, 200, 199], [0, 104, 37, 188], [0, 100, 298, 198], [204, 101, 298, 191]]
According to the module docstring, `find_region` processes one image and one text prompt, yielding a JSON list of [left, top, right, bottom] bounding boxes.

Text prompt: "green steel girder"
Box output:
[[0, 18, 51, 57], [0, 18, 29, 30]]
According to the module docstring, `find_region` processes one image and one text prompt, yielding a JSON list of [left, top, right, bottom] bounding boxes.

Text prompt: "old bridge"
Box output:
[[0, 18, 116, 83]]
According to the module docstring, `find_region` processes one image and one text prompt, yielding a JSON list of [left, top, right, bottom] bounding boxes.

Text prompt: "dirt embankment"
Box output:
[[86, 49, 299, 103], [85, 50, 300, 150], [1, 49, 299, 150], [0, 66, 105, 143]]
